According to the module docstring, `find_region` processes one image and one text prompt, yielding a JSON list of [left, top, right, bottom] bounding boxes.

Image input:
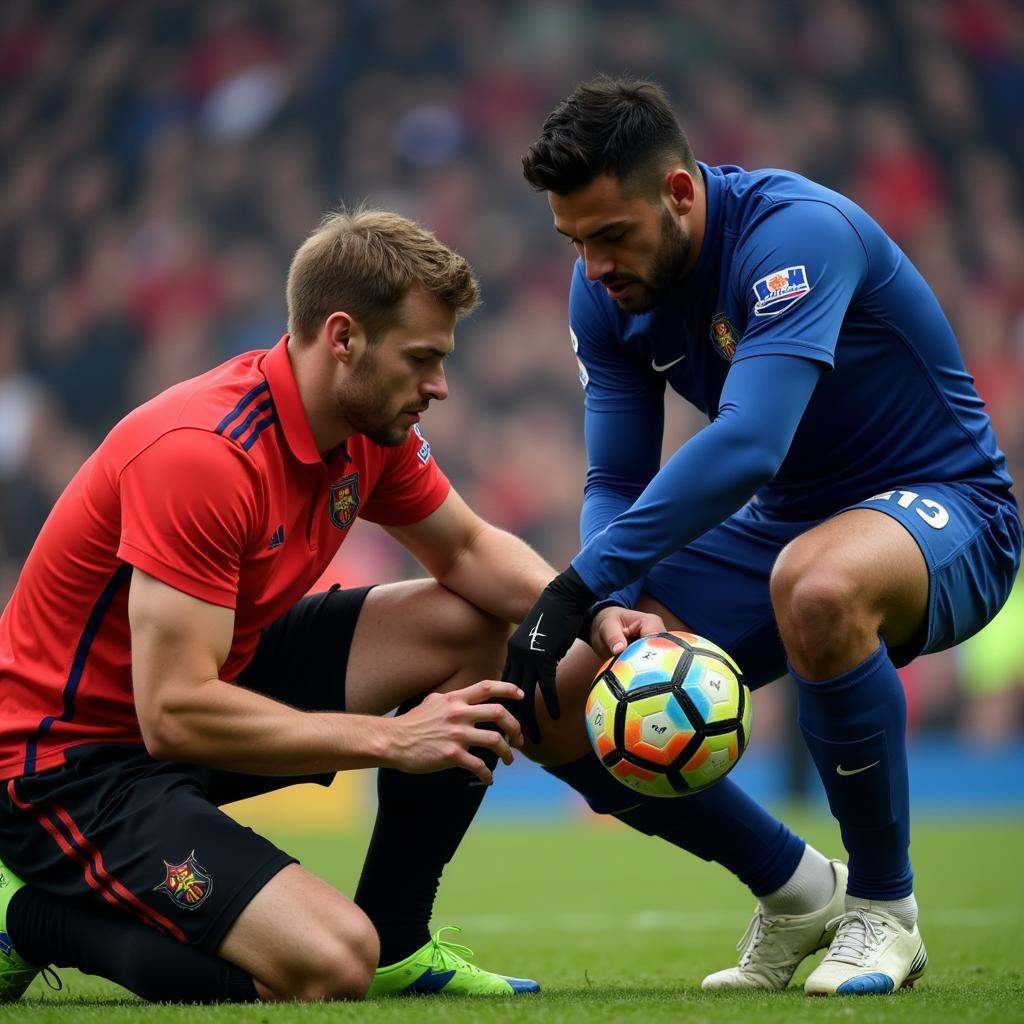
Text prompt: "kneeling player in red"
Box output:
[[0, 210, 659, 1003]]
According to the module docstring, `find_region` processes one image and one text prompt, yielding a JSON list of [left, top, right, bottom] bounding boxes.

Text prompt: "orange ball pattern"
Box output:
[[585, 631, 752, 797]]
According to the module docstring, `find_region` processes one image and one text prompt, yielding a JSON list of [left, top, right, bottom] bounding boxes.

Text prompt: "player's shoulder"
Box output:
[[711, 163, 844, 209], [113, 349, 277, 461], [710, 165, 896, 290], [712, 163, 878, 243]]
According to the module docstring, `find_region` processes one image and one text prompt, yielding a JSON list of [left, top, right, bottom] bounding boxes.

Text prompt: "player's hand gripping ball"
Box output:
[[585, 631, 752, 797]]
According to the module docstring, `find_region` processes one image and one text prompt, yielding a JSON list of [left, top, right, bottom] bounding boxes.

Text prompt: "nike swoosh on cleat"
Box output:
[[651, 355, 686, 372], [407, 968, 456, 993], [836, 760, 881, 776]]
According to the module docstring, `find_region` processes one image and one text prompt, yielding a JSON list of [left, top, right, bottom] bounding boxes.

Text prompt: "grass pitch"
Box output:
[[6, 811, 1023, 1023]]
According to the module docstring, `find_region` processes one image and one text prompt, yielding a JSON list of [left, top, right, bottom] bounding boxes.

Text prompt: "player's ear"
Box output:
[[665, 169, 696, 216], [324, 311, 365, 365]]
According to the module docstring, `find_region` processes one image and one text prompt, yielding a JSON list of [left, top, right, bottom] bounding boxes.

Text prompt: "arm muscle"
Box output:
[[128, 569, 391, 773]]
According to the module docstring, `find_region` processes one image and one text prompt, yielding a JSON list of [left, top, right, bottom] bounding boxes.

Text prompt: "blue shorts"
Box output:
[[643, 482, 1022, 688]]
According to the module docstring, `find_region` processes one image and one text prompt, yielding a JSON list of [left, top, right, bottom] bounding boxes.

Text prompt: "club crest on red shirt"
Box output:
[[154, 850, 212, 910], [329, 472, 360, 529]]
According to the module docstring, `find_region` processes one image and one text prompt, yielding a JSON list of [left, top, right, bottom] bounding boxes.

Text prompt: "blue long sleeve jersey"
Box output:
[[570, 163, 1014, 602]]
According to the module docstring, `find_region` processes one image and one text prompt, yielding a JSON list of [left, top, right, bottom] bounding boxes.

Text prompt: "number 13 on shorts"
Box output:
[[867, 489, 949, 529]]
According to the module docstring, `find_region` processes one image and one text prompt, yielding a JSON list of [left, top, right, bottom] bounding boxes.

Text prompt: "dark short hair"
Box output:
[[522, 75, 697, 196]]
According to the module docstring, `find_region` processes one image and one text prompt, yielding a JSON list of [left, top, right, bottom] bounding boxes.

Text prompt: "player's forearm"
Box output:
[[574, 417, 778, 596], [138, 677, 399, 775], [581, 483, 635, 546], [437, 524, 556, 624], [573, 355, 821, 596]]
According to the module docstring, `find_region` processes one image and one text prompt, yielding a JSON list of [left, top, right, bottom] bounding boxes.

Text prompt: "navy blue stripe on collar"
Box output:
[[241, 414, 278, 452], [215, 381, 270, 436]]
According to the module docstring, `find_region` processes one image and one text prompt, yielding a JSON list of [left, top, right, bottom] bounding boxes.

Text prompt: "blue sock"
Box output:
[[546, 752, 804, 896], [793, 643, 913, 900]]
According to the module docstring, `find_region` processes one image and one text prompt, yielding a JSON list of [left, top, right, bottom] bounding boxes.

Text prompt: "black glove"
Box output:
[[502, 566, 597, 744]]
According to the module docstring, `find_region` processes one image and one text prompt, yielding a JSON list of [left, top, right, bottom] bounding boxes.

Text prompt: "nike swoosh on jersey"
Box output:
[[836, 760, 881, 776], [651, 355, 686, 372]]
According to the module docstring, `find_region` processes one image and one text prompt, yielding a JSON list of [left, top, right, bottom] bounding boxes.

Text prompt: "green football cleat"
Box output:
[[368, 926, 540, 997], [0, 863, 42, 1003]]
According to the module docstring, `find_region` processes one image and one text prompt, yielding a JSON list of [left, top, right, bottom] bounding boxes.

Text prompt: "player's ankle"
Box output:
[[759, 844, 836, 915], [846, 892, 918, 929]]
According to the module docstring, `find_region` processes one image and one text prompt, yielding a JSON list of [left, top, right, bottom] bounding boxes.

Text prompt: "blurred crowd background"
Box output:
[[2, 0, 1023, 761]]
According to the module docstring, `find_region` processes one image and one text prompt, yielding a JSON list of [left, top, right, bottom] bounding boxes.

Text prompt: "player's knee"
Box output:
[[271, 912, 379, 1002], [771, 555, 871, 660], [773, 562, 851, 624], [325, 911, 380, 1000]]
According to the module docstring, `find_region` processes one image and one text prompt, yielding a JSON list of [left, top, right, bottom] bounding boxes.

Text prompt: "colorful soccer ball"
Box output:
[[585, 631, 752, 797]]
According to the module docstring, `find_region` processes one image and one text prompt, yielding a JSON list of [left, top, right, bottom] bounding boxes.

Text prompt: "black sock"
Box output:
[[354, 702, 498, 966], [8, 886, 259, 1004]]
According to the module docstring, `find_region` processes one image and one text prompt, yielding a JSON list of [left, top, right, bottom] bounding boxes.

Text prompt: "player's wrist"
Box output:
[[360, 715, 404, 768], [549, 565, 599, 609]]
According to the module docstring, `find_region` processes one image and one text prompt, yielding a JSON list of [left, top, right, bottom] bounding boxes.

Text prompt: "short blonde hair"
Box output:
[[286, 208, 480, 342]]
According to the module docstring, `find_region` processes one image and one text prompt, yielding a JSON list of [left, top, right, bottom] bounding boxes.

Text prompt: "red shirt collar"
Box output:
[[262, 336, 324, 466]]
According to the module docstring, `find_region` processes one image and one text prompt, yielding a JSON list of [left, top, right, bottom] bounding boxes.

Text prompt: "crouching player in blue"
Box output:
[[510, 77, 1022, 996]]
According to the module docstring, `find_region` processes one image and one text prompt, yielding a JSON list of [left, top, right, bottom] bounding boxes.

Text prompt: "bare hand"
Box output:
[[387, 680, 525, 785], [589, 607, 667, 660]]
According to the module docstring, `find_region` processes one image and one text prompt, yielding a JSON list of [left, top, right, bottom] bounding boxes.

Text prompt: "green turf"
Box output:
[[5, 812, 1023, 1022]]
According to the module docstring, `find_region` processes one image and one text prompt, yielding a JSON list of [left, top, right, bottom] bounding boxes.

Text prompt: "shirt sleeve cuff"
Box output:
[[117, 543, 238, 609]]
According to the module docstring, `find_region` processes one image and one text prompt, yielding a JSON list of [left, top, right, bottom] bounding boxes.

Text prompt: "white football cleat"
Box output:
[[701, 860, 848, 991], [804, 908, 926, 996]]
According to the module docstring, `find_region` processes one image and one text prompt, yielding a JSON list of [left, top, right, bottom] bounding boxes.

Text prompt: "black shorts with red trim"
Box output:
[[0, 584, 372, 952]]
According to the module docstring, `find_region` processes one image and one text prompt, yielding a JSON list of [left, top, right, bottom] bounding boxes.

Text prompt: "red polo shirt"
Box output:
[[0, 338, 450, 779]]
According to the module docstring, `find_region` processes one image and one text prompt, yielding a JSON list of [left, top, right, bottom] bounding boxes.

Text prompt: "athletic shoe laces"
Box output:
[[40, 967, 61, 992], [425, 926, 485, 976], [0, 960, 61, 995], [737, 910, 767, 967], [735, 909, 796, 973], [824, 909, 888, 966]]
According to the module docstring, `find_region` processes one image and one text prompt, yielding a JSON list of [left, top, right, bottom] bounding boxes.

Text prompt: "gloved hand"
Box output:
[[502, 566, 598, 743]]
